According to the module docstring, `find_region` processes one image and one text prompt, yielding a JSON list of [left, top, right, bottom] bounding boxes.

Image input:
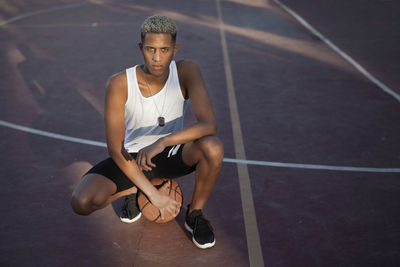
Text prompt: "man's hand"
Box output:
[[136, 139, 165, 171], [149, 183, 181, 220]]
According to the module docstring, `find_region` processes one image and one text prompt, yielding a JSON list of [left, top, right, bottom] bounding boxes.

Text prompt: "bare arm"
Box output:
[[136, 61, 217, 169], [104, 73, 180, 216], [164, 60, 217, 144]]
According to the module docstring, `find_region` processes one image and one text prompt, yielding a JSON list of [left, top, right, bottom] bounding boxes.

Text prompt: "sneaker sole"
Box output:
[[120, 212, 142, 223], [184, 222, 216, 249]]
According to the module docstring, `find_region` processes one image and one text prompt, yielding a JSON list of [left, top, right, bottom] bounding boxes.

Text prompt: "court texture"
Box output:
[[1, 0, 399, 266]]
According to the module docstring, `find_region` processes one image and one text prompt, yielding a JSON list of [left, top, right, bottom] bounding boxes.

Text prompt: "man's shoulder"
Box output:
[[107, 71, 127, 88], [176, 60, 199, 72], [107, 71, 128, 91], [176, 60, 201, 81], [106, 71, 128, 99]]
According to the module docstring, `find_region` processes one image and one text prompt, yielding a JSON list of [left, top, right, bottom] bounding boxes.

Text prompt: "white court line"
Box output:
[[0, 0, 399, 174], [223, 158, 400, 173], [0, 120, 107, 148], [1, 0, 397, 171], [1, 120, 400, 173], [0, 2, 87, 27], [272, 0, 400, 103]]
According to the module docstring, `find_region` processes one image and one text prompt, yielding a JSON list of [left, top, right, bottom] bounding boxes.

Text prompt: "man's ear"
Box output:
[[173, 43, 180, 56], [138, 43, 143, 50]]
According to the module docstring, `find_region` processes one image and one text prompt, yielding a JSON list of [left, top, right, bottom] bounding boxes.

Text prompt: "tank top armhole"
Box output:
[[125, 66, 137, 106], [171, 61, 186, 101]]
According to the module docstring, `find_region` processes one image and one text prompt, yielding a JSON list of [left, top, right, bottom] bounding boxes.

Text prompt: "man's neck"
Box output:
[[142, 65, 169, 86]]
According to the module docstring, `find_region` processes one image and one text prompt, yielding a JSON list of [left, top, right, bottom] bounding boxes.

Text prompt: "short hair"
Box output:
[[140, 14, 177, 43]]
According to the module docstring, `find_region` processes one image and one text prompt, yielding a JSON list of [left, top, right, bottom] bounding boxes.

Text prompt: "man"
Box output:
[[71, 14, 224, 249]]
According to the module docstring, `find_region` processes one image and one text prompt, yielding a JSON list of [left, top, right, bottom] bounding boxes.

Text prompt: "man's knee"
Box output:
[[71, 192, 94, 216], [197, 136, 224, 163], [71, 174, 115, 215]]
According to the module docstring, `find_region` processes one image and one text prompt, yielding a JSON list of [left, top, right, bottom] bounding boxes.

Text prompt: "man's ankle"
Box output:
[[188, 204, 203, 214]]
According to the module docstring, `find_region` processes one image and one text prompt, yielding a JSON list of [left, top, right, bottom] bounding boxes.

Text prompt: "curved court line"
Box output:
[[273, 0, 400, 103], [0, 120, 107, 148], [0, 2, 399, 174], [0, 2, 87, 27], [2, 120, 400, 173]]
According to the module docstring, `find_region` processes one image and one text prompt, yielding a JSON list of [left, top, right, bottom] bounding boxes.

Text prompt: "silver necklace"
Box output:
[[141, 67, 167, 127]]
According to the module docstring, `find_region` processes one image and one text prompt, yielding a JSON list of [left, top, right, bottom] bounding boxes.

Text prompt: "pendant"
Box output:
[[158, 116, 165, 127]]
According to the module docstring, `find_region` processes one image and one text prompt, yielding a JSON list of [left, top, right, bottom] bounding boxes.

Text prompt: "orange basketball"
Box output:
[[137, 178, 183, 223]]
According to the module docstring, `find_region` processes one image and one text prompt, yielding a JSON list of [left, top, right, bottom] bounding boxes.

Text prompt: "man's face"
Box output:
[[140, 33, 178, 77]]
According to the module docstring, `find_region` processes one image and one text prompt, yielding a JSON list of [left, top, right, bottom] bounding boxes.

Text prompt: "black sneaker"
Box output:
[[184, 207, 215, 249], [119, 193, 142, 223]]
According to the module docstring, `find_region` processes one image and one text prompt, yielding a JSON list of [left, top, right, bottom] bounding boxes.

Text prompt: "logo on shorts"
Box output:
[[168, 144, 181, 158]]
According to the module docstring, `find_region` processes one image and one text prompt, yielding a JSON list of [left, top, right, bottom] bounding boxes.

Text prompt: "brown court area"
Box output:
[[1, 0, 399, 266]]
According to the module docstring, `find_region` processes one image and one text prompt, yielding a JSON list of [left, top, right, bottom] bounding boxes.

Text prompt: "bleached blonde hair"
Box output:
[[140, 14, 177, 42]]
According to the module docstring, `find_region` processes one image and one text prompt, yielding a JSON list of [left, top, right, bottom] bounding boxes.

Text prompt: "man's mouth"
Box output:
[[152, 65, 162, 70]]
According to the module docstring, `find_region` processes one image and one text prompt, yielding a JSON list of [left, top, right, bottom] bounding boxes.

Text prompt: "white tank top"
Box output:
[[124, 61, 188, 153]]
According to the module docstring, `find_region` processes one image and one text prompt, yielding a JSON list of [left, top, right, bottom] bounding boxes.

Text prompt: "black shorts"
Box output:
[[85, 144, 196, 193]]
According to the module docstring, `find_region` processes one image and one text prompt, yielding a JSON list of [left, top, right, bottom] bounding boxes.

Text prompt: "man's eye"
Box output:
[[146, 47, 155, 52], [161, 48, 169, 52]]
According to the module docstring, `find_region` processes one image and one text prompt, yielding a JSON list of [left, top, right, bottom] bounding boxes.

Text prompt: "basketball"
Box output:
[[138, 178, 183, 223]]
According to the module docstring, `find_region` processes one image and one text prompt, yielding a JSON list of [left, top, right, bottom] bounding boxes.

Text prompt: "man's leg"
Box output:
[[71, 173, 137, 215], [182, 135, 224, 212], [181, 136, 224, 249]]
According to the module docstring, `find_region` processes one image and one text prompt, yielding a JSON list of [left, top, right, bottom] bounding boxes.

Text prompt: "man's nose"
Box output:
[[152, 50, 160, 62]]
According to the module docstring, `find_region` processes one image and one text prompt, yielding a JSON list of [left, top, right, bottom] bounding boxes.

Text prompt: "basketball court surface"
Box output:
[[1, 0, 399, 266]]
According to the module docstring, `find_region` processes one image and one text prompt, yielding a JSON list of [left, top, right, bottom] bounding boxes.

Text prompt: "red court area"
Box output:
[[1, 0, 399, 266]]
